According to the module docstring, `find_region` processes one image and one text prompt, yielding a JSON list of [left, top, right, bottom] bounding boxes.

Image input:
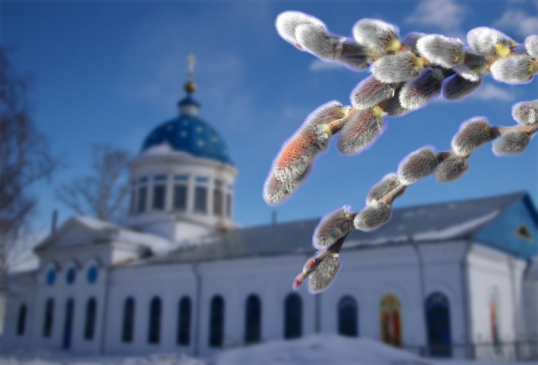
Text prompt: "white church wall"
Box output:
[[1, 273, 36, 352], [467, 244, 526, 360], [197, 254, 315, 357], [103, 263, 197, 356]]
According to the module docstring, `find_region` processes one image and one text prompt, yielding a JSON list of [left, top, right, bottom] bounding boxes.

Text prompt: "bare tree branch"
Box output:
[[0, 47, 60, 288], [56, 144, 131, 224]]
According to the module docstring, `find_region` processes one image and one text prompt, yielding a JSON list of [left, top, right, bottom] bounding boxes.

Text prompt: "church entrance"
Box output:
[[426, 292, 452, 357], [63, 298, 75, 349]]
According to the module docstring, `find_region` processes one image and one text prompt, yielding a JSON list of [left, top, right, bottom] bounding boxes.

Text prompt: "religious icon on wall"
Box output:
[[380, 294, 402, 347]]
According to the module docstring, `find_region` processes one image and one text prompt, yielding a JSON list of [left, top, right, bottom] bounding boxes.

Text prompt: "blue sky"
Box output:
[[2, 0, 538, 247]]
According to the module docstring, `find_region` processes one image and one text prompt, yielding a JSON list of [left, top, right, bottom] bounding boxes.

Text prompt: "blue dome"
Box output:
[[141, 95, 233, 165]]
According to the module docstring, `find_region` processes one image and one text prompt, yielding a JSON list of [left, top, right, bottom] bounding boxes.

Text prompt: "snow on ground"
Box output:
[[1, 334, 538, 365]]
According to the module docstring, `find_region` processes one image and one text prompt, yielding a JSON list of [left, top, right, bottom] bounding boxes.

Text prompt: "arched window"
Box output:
[[43, 298, 54, 337], [84, 298, 97, 340], [65, 267, 76, 285], [209, 295, 225, 347], [17, 304, 27, 336], [63, 299, 75, 349], [244, 294, 262, 344], [284, 293, 302, 339], [122, 297, 135, 343], [87, 265, 98, 284], [338, 296, 358, 337], [177, 296, 191, 346], [46, 268, 56, 286], [426, 292, 452, 357], [148, 297, 162, 344], [380, 294, 402, 347]]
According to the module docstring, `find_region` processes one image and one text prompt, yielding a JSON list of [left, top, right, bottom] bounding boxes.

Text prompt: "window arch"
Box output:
[[43, 298, 54, 337], [177, 296, 191, 346], [148, 297, 162, 344], [65, 267, 76, 285], [244, 294, 262, 344], [426, 292, 452, 357], [209, 295, 225, 347], [284, 293, 302, 339], [122, 297, 135, 343], [46, 268, 56, 286], [84, 297, 97, 340], [17, 304, 27, 336], [338, 295, 358, 337], [380, 294, 402, 347]]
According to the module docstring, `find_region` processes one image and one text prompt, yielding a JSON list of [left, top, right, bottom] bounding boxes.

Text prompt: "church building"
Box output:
[[3, 65, 538, 361]]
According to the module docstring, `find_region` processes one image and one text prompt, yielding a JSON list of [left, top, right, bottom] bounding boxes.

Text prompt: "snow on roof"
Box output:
[[74, 216, 171, 254], [412, 210, 501, 242]]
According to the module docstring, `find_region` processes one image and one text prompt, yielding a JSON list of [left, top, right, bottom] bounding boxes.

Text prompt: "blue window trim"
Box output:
[[154, 174, 167, 182], [46, 268, 56, 286], [196, 176, 209, 183], [174, 175, 189, 181], [139, 177, 148, 183]]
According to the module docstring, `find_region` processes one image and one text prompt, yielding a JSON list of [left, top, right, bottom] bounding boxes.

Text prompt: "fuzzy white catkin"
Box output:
[[295, 24, 344, 60], [467, 27, 515, 57], [351, 75, 396, 110], [338, 40, 372, 71], [308, 253, 341, 293], [337, 109, 385, 154], [305, 100, 346, 126], [263, 167, 310, 205], [354, 201, 392, 231], [512, 100, 538, 125], [371, 51, 422, 83], [525, 35, 538, 58], [352, 18, 399, 56], [397, 147, 438, 185], [434, 153, 469, 182], [416, 34, 465, 68], [401, 32, 426, 53], [313, 206, 355, 249], [378, 89, 410, 117], [399, 67, 444, 110], [366, 174, 402, 205], [275, 11, 326, 47], [451, 52, 488, 82], [493, 130, 531, 155], [490, 55, 536, 84], [451, 118, 495, 156], [442, 74, 482, 100]]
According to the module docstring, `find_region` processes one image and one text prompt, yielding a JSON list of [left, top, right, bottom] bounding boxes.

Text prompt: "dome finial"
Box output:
[[184, 54, 197, 93]]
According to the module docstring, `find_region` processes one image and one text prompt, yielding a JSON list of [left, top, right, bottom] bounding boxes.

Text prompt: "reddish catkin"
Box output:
[[273, 124, 331, 181]]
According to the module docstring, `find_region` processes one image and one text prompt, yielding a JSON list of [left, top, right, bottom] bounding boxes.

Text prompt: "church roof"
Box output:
[[140, 94, 233, 165], [142, 191, 537, 265]]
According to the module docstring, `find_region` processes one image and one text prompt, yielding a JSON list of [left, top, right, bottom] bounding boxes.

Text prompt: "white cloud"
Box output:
[[471, 83, 513, 101], [494, 9, 538, 36], [309, 59, 345, 72], [405, 0, 467, 37]]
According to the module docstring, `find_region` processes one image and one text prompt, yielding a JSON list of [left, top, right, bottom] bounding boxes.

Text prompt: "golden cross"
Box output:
[[188, 54, 196, 81]]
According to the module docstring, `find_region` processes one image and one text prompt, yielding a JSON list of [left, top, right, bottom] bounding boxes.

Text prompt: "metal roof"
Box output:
[[141, 191, 529, 266]]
